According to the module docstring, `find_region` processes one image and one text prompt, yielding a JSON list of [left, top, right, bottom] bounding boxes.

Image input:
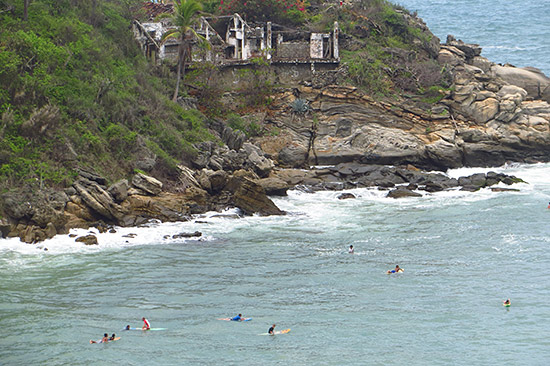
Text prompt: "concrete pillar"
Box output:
[[267, 22, 272, 60], [333, 21, 339, 59]]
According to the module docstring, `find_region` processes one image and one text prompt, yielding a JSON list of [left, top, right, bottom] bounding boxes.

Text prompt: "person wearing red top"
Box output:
[[142, 317, 151, 330]]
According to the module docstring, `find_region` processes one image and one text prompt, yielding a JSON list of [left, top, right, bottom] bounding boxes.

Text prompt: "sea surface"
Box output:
[[395, 0, 550, 76], [1, 163, 550, 365]]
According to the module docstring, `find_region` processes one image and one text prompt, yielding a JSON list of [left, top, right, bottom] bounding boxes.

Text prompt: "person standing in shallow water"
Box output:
[[349, 245, 354, 254]]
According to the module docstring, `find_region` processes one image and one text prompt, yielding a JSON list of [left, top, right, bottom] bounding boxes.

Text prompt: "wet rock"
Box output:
[[491, 187, 520, 192], [172, 231, 202, 239], [387, 187, 422, 198], [75, 234, 98, 245], [224, 175, 284, 216], [121, 233, 137, 238], [256, 177, 290, 196], [337, 193, 356, 200]]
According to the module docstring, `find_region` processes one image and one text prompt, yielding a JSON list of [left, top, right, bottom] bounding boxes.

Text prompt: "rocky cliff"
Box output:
[[250, 36, 550, 170]]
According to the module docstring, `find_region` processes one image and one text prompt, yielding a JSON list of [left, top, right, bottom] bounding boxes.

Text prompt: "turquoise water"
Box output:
[[395, 0, 550, 75], [1, 163, 550, 365]]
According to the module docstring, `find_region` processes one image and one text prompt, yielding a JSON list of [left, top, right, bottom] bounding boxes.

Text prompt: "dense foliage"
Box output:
[[0, 0, 449, 190], [0, 0, 213, 189]]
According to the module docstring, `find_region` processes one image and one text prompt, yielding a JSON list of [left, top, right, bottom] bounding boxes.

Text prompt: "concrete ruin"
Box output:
[[132, 13, 340, 67]]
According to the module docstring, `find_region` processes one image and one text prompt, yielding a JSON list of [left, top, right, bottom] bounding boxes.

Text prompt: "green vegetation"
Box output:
[[0, 0, 451, 190], [0, 0, 214, 189]]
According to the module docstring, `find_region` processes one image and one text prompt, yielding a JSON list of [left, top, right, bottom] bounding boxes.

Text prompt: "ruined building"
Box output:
[[132, 13, 340, 67]]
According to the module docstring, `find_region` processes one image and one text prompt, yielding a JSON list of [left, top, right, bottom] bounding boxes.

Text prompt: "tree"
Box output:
[[160, 0, 207, 102], [23, 0, 31, 20]]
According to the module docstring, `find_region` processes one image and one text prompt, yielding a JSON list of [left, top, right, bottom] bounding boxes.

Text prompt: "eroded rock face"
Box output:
[[132, 173, 163, 195], [224, 174, 284, 216]]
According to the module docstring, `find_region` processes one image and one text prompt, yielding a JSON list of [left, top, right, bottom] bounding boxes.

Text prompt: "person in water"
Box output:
[[387, 265, 403, 274], [503, 299, 511, 305], [231, 314, 244, 321], [142, 317, 151, 330], [268, 324, 276, 335], [109, 333, 116, 341], [349, 245, 354, 254], [547, 202, 550, 209], [123, 325, 130, 331], [90, 333, 110, 344]]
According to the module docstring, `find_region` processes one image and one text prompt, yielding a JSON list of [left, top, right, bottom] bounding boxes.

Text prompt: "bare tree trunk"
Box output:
[[172, 41, 185, 102], [23, 0, 31, 21]]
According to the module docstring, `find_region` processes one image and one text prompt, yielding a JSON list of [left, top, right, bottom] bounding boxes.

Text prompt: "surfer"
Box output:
[[90, 333, 110, 344], [547, 202, 550, 209], [231, 314, 244, 321], [123, 325, 130, 331], [503, 299, 511, 306], [109, 333, 116, 341], [268, 324, 276, 335], [142, 317, 151, 330], [349, 245, 354, 254], [387, 265, 403, 274]]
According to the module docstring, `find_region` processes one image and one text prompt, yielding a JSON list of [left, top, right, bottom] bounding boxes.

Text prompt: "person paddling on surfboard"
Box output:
[[123, 325, 130, 331], [387, 265, 403, 274], [231, 314, 244, 321], [90, 333, 110, 344], [142, 317, 151, 330], [268, 324, 276, 335], [503, 299, 511, 306], [109, 333, 116, 341]]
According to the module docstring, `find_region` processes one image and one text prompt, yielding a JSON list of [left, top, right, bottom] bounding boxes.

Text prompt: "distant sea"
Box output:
[[394, 0, 550, 76]]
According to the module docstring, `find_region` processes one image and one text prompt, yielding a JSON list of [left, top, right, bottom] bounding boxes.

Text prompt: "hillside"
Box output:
[[0, 0, 448, 191]]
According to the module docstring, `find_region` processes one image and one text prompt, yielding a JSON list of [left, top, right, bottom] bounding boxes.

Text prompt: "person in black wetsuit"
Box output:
[[268, 324, 276, 335]]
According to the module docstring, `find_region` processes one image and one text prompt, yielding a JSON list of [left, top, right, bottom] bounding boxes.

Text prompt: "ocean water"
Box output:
[[395, 0, 550, 76], [1, 163, 550, 365]]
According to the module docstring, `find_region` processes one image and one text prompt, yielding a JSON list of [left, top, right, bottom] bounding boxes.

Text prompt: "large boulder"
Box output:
[[108, 179, 128, 203], [491, 65, 550, 102], [464, 98, 499, 123], [387, 187, 422, 198], [256, 177, 291, 196], [75, 234, 98, 245], [278, 145, 308, 168], [224, 175, 284, 216], [131, 173, 163, 195], [73, 180, 124, 221]]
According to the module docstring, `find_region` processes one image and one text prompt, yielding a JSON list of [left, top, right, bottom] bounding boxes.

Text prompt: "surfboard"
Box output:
[[503, 303, 511, 307], [259, 328, 291, 335], [217, 318, 252, 322]]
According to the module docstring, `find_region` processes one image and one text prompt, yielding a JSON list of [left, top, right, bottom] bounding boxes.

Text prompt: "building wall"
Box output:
[[276, 43, 310, 60]]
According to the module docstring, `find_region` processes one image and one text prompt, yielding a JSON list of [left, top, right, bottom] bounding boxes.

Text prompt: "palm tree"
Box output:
[[160, 0, 206, 102]]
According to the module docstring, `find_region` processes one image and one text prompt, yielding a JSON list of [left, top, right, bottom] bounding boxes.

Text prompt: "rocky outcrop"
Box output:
[[223, 170, 285, 216], [0, 167, 286, 243], [251, 34, 550, 170], [132, 173, 162, 195]]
